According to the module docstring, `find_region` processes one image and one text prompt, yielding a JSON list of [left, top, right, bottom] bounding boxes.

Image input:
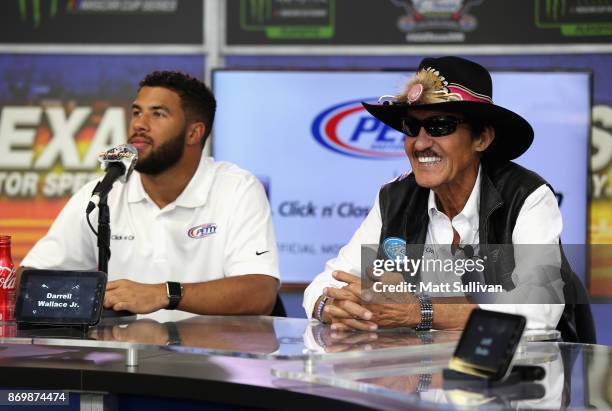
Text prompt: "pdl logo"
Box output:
[[312, 99, 405, 159], [188, 223, 217, 239]]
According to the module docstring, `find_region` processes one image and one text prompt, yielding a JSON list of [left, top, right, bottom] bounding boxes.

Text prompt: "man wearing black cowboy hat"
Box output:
[[304, 56, 591, 342]]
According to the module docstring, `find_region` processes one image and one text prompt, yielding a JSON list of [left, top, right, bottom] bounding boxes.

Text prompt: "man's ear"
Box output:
[[186, 122, 206, 146], [474, 126, 495, 153]]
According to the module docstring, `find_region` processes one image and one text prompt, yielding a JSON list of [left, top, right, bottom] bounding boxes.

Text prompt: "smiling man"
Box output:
[[304, 56, 590, 342], [21, 71, 280, 321]]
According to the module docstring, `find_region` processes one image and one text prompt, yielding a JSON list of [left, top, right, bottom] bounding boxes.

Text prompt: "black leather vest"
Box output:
[[376, 161, 583, 342]]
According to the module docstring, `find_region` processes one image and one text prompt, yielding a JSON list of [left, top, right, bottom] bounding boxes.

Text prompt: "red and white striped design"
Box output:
[[447, 83, 493, 104]]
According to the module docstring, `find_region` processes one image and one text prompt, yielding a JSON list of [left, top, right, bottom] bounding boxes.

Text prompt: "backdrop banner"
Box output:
[[0, 54, 204, 265], [0, 0, 203, 44], [227, 0, 612, 46], [213, 69, 590, 284]]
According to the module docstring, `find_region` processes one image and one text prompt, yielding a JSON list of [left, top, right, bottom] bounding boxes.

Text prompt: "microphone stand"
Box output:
[[87, 144, 139, 321], [97, 193, 111, 274], [95, 192, 134, 320]]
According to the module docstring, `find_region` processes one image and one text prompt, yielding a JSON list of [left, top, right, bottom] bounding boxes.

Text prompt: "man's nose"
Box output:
[[131, 115, 149, 133], [412, 127, 434, 151]]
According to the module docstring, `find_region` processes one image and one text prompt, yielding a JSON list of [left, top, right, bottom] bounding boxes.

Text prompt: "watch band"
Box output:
[[166, 281, 183, 310], [415, 294, 433, 331], [315, 296, 329, 323]]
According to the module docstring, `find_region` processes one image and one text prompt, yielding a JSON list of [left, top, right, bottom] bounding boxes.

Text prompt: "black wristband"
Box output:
[[166, 281, 183, 310]]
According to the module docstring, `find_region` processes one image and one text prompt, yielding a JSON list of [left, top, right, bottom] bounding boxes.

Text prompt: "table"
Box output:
[[0, 315, 606, 411]]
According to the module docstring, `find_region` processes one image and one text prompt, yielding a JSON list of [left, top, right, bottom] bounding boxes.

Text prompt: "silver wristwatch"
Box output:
[[415, 294, 433, 331]]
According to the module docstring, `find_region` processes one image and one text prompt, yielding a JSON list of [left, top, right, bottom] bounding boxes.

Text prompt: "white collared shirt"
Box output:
[[426, 166, 482, 248], [303, 166, 564, 330], [22, 156, 280, 321]]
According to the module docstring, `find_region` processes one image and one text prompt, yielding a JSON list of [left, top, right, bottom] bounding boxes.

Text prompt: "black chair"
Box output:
[[570, 271, 596, 344], [557, 265, 596, 344], [574, 301, 596, 344]]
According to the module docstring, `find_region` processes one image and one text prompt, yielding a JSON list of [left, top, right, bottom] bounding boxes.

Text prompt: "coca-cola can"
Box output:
[[0, 235, 16, 323]]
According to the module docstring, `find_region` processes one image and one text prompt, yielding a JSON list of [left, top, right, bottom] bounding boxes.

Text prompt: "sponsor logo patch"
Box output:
[[188, 223, 217, 239], [382, 237, 407, 259]]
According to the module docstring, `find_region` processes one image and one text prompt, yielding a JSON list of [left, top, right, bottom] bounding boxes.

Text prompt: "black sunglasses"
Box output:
[[401, 115, 467, 137]]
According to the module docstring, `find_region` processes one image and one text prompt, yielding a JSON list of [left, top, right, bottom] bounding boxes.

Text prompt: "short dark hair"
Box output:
[[139, 71, 216, 149], [467, 118, 486, 140]]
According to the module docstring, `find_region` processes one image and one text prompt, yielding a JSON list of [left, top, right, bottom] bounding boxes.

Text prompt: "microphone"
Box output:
[[86, 144, 138, 214], [456, 244, 491, 303], [459, 244, 474, 259]]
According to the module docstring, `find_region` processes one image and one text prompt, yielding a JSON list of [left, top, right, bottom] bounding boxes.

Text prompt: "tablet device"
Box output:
[[15, 269, 107, 326], [448, 309, 526, 381]]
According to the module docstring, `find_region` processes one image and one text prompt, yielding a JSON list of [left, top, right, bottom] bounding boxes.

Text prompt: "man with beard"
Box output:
[[20, 71, 280, 321]]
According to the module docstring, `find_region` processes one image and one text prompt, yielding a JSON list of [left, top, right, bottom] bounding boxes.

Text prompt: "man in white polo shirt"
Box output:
[[21, 71, 280, 320]]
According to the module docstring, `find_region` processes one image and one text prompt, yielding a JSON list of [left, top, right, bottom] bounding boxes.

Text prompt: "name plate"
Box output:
[[448, 309, 526, 381], [15, 269, 107, 326]]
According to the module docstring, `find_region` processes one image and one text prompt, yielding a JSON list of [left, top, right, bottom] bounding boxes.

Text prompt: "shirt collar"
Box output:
[[127, 170, 147, 203], [427, 164, 481, 227], [127, 156, 214, 208]]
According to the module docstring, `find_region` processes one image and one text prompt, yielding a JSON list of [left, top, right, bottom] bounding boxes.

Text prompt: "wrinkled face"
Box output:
[[403, 109, 483, 190], [129, 86, 187, 175]]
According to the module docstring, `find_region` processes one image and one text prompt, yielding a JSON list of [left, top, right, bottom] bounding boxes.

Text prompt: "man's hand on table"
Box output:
[[323, 271, 421, 331], [104, 279, 168, 314], [323, 271, 377, 331]]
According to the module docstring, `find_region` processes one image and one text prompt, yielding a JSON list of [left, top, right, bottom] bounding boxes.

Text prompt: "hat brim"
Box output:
[[362, 101, 534, 161]]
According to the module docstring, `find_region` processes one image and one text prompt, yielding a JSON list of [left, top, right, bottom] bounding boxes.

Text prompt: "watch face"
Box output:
[[166, 282, 182, 297], [166, 282, 182, 310]]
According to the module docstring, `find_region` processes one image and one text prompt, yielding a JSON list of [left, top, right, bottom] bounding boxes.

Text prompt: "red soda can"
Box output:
[[0, 235, 16, 322]]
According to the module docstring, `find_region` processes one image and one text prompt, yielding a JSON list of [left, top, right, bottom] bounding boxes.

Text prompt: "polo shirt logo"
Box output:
[[188, 223, 217, 239], [111, 234, 135, 240]]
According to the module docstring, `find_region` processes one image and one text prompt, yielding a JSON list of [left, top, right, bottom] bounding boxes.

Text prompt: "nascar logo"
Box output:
[[188, 223, 217, 239], [312, 99, 405, 159]]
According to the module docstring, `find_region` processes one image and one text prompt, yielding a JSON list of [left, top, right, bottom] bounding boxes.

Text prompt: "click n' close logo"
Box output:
[[188, 223, 218, 239], [312, 99, 405, 159]]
